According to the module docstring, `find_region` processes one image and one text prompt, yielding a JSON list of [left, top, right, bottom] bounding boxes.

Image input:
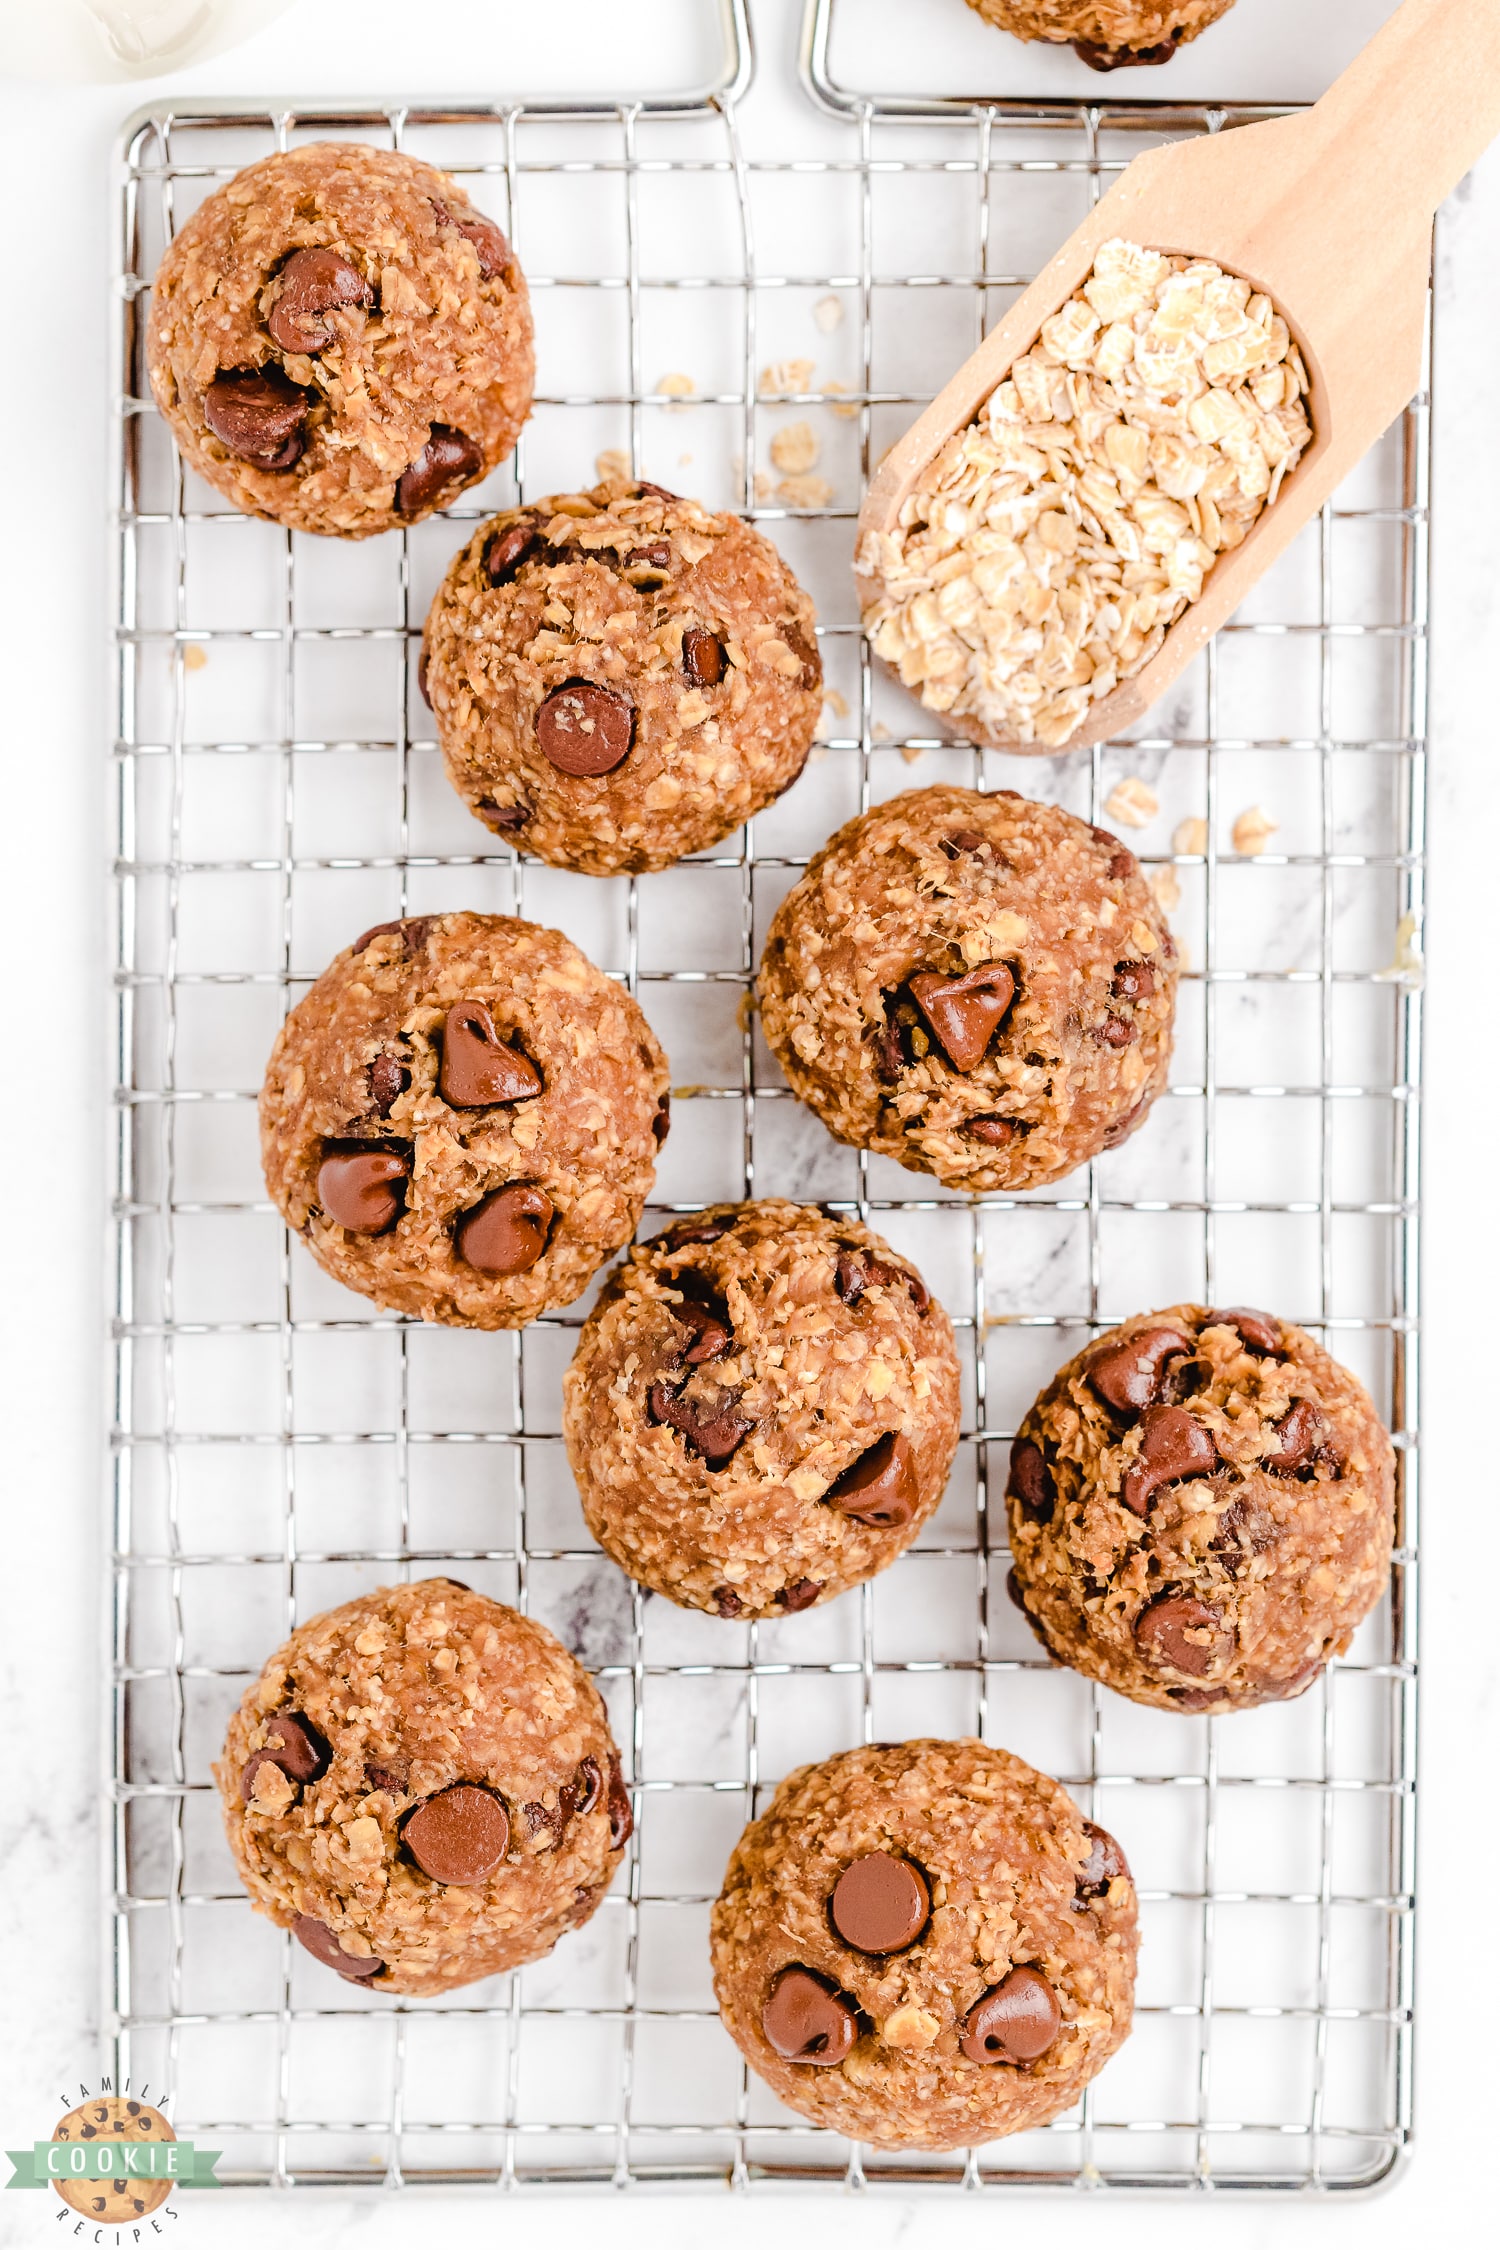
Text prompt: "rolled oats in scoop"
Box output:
[[858, 239, 1312, 749]]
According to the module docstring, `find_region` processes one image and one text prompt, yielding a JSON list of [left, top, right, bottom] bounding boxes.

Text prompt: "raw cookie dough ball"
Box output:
[[563, 1202, 961, 1617], [422, 481, 823, 874], [758, 786, 1177, 1192], [147, 142, 534, 537], [710, 1740, 1137, 2149], [216, 1580, 632, 1997], [1006, 1306, 1396, 1712], [964, 2, 1237, 68], [260, 911, 669, 1328]]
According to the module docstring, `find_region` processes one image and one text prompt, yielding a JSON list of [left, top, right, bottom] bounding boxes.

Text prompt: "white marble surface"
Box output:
[[2, 0, 1497, 2240]]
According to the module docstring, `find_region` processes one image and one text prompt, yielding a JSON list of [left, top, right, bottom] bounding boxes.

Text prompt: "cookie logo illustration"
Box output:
[[5, 2081, 220, 2221]]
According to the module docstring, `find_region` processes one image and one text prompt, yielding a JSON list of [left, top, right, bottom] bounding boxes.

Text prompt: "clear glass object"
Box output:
[[0, 0, 294, 83]]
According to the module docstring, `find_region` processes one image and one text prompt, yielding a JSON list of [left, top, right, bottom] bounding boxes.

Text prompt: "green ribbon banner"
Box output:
[[5, 2142, 221, 2189]]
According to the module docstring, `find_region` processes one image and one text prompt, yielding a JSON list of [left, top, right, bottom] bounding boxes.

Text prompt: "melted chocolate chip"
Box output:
[[478, 798, 529, 834], [669, 1289, 733, 1366], [963, 1114, 1019, 1146], [240, 1710, 331, 1802], [1111, 960, 1156, 1003], [454, 1183, 553, 1275], [1092, 1014, 1137, 1049], [824, 1432, 920, 1530], [266, 246, 372, 354], [776, 1578, 824, 1613], [783, 621, 822, 692], [606, 1752, 633, 1850], [1074, 31, 1182, 70], [908, 962, 1016, 1073], [625, 540, 672, 571], [396, 426, 483, 516], [484, 520, 539, 584], [535, 679, 636, 776], [941, 829, 986, 858], [653, 1217, 731, 1249], [1134, 1592, 1232, 1677], [202, 366, 308, 468], [712, 1586, 745, 1618], [762, 1966, 858, 2065], [363, 1764, 405, 1796], [871, 1015, 906, 1084], [829, 1853, 930, 1954], [402, 1783, 510, 1885], [368, 1052, 408, 1117], [959, 1967, 1062, 2065], [317, 1144, 411, 1234], [647, 1378, 754, 1468], [438, 999, 542, 1107], [1109, 850, 1137, 882], [652, 1091, 671, 1145], [1088, 1326, 1194, 1415], [351, 915, 435, 957], [1268, 1398, 1332, 1474], [293, 1914, 383, 1982], [433, 199, 515, 282], [575, 1757, 603, 1816], [683, 627, 726, 687], [1075, 1820, 1129, 1904], [1210, 1306, 1283, 1356], [833, 1251, 929, 1314], [1007, 1437, 1055, 1523], [1120, 1404, 1220, 1517]]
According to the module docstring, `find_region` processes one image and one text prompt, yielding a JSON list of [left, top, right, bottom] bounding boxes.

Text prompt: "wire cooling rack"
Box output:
[[108, 0, 1421, 2196]]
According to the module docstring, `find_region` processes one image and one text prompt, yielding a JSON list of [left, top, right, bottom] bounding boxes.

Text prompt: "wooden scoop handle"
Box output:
[[1305, 0, 1500, 230]]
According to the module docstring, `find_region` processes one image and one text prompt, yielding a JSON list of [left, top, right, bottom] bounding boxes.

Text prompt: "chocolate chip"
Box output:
[[439, 999, 542, 1107], [762, 1966, 858, 2066], [606, 1751, 633, 1849], [959, 1966, 1061, 2065], [871, 1015, 905, 1083], [454, 1183, 553, 1275], [833, 1251, 928, 1315], [1101, 1095, 1149, 1151], [478, 798, 529, 834], [776, 1578, 824, 1613], [1092, 1014, 1137, 1049], [647, 1378, 753, 1468], [317, 1145, 411, 1234], [396, 426, 483, 516], [712, 1586, 745, 1618], [433, 198, 514, 282], [363, 1765, 404, 1796], [652, 1091, 671, 1145], [1075, 1820, 1129, 1904], [941, 829, 986, 858], [1210, 1307, 1282, 1356], [575, 1757, 603, 1816], [1007, 1436, 1055, 1523], [202, 366, 308, 468], [368, 1053, 408, 1117], [625, 540, 672, 571], [824, 1432, 919, 1530], [535, 679, 636, 776], [908, 962, 1016, 1072], [1074, 33, 1181, 69], [783, 621, 822, 693], [635, 481, 677, 501], [261, 1712, 329, 1783], [1134, 1592, 1232, 1677], [963, 1114, 1018, 1147], [1109, 850, 1136, 881], [654, 1217, 731, 1248], [1005, 1565, 1027, 1613], [523, 1770, 582, 1850], [670, 1291, 733, 1366], [1088, 1326, 1194, 1415], [402, 1783, 510, 1885], [266, 246, 372, 354], [1111, 960, 1155, 1003], [829, 1852, 930, 1954], [1269, 1399, 1333, 1475], [1121, 1404, 1220, 1516], [1168, 1686, 1222, 1711], [351, 914, 435, 957], [292, 1915, 384, 1982], [484, 520, 539, 583], [682, 628, 726, 687]]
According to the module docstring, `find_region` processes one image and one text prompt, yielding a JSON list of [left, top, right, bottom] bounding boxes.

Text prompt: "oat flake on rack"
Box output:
[[857, 238, 1313, 749]]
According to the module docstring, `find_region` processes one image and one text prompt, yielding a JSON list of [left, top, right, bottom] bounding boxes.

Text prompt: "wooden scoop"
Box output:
[[857, 0, 1500, 753]]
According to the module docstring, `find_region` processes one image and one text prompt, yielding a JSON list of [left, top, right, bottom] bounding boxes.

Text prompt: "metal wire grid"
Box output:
[[108, 13, 1421, 2199]]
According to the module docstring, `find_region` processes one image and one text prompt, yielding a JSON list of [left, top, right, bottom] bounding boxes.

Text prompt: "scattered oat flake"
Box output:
[[1150, 864, 1182, 914], [770, 421, 820, 476], [1232, 805, 1278, 856], [656, 372, 694, 407], [677, 452, 694, 467], [823, 687, 850, 719], [825, 378, 859, 421], [753, 470, 775, 503], [1373, 911, 1424, 989], [1173, 815, 1208, 856], [814, 294, 845, 334], [777, 473, 834, 510], [900, 741, 924, 765], [182, 643, 208, 671], [1105, 776, 1159, 830], [736, 990, 758, 1032], [595, 447, 631, 485], [759, 357, 815, 398], [872, 721, 892, 743]]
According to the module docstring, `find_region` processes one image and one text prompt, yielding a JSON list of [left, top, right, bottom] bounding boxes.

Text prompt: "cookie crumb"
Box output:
[[1232, 805, 1278, 856], [770, 421, 820, 476], [595, 447, 631, 485], [1105, 776, 1160, 830], [813, 294, 845, 334]]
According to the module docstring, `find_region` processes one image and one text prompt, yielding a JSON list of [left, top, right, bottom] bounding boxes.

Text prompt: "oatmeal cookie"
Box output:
[[710, 1740, 1137, 2149], [422, 482, 822, 874], [216, 1581, 631, 1997], [147, 142, 534, 538], [964, 2, 1236, 68], [563, 1202, 961, 1617], [757, 786, 1176, 1191], [260, 911, 668, 1328], [1006, 1306, 1396, 1712]]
